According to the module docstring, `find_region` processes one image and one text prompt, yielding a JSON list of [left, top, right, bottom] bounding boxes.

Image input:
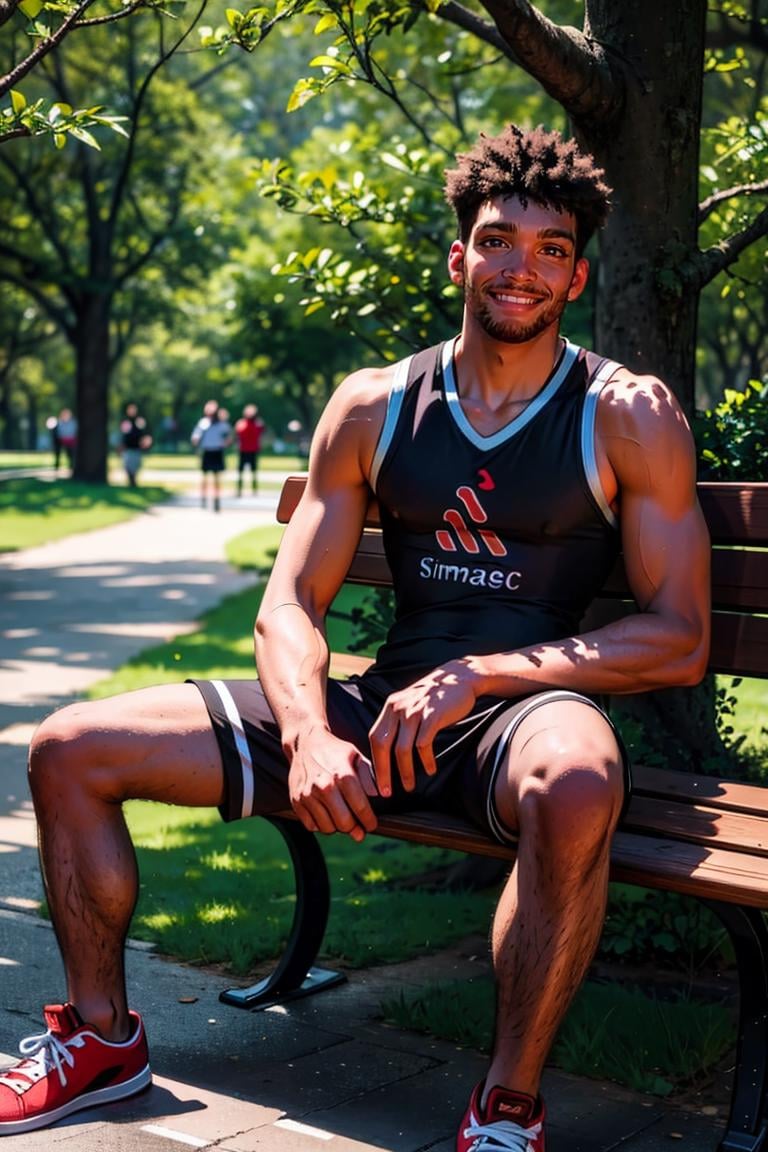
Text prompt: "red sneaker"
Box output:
[[0, 1003, 151, 1135], [457, 1082, 545, 1151]]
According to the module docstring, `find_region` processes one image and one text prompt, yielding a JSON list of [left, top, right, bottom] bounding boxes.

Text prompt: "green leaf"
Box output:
[[313, 12, 337, 34], [18, 0, 43, 18], [309, 54, 348, 71], [69, 126, 101, 150], [10, 90, 26, 115]]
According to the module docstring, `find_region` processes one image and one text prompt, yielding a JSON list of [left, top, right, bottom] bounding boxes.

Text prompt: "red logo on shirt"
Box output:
[[435, 485, 507, 556]]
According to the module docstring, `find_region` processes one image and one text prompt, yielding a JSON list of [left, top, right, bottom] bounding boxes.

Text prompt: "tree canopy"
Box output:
[[1, 0, 766, 472]]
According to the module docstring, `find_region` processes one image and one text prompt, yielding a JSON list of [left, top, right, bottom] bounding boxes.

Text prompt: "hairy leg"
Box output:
[[485, 698, 624, 1102], [27, 684, 224, 1041]]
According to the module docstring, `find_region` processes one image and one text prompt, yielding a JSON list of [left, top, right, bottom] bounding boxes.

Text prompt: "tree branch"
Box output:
[[699, 178, 768, 223], [687, 204, 768, 291], [425, 0, 518, 58], [471, 0, 622, 126], [0, 262, 74, 334], [108, 0, 207, 229], [74, 0, 151, 27], [0, 150, 79, 295], [0, 0, 22, 31], [0, 0, 96, 98]]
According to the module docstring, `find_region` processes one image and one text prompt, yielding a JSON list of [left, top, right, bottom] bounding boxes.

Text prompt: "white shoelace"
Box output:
[[463, 1116, 543, 1151], [0, 1027, 86, 1094]]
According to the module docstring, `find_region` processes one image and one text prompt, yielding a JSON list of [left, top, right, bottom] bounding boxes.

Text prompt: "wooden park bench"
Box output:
[[221, 474, 768, 1152]]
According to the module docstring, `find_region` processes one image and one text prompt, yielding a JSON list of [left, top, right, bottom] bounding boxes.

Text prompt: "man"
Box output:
[[56, 407, 77, 473], [0, 125, 709, 1147], [118, 402, 153, 487], [191, 399, 233, 511], [234, 403, 266, 495]]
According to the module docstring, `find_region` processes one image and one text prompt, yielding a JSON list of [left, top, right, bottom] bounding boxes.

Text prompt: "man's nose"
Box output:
[[501, 248, 536, 279]]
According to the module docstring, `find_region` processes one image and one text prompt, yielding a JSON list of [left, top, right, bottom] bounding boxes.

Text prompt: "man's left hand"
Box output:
[[369, 660, 480, 797]]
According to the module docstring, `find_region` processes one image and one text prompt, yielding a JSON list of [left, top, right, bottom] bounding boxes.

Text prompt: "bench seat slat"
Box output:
[[625, 796, 768, 855], [272, 807, 768, 908], [632, 763, 768, 813]]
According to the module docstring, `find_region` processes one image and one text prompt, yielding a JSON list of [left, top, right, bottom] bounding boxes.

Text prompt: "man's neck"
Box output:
[[453, 326, 565, 409]]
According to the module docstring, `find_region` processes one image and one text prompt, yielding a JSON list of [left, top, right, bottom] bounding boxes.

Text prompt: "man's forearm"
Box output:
[[254, 603, 332, 757], [467, 610, 708, 700]]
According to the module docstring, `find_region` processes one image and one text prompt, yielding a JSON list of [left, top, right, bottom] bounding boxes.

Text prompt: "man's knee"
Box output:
[[503, 727, 624, 850], [28, 702, 114, 803]]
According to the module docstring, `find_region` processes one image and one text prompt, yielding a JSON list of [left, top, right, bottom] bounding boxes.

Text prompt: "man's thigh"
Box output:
[[470, 691, 630, 843], [36, 683, 225, 809], [190, 677, 381, 822]]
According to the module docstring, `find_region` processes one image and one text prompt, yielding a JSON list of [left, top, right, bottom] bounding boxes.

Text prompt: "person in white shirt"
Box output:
[[190, 399, 233, 511]]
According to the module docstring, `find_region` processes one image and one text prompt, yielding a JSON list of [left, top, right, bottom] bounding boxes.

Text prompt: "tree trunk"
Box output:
[[578, 0, 707, 416], [73, 290, 112, 483]]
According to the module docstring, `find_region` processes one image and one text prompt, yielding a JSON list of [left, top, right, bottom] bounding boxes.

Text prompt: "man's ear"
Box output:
[[447, 240, 465, 286], [567, 257, 590, 302]]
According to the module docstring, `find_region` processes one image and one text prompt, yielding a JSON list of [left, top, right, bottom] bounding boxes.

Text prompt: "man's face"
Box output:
[[448, 195, 589, 344]]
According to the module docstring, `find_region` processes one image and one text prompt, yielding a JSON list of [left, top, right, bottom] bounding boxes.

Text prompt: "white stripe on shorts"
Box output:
[[210, 679, 254, 818]]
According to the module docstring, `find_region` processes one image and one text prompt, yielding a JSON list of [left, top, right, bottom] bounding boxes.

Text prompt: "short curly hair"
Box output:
[[444, 124, 612, 258]]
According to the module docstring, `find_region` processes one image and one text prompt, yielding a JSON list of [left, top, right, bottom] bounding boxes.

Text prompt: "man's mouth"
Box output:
[[490, 290, 546, 306]]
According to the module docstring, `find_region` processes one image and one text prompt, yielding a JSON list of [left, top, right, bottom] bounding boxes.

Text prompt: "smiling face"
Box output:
[[448, 195, 589, 346]]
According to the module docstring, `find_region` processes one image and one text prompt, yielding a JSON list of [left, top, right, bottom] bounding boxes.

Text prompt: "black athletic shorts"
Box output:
[[190, 675, 631, 844], [201, 449, 225, 473]]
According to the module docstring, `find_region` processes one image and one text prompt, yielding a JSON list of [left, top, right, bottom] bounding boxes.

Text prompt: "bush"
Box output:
[[694, 378, 768, 479]]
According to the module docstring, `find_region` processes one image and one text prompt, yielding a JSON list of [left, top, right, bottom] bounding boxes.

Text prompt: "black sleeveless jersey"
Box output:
[[366, 338, 621, 687]]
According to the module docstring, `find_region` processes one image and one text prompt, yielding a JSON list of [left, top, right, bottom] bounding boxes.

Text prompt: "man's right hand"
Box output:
[[288, 728, 378, 843]]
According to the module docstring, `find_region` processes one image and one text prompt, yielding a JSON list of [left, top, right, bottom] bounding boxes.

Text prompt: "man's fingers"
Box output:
[[339, 772, 378, 832], [369, 717, 394, 798], [356, 754, 379, 798], [394, 733, 416, 792], [415, 733, 437, 777]]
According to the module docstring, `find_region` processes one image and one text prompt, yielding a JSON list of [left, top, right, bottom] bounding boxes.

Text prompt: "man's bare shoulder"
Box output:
[[328, 364, 398, 417], [598, 366, 691, 449], [596, 365, 697, 496], [310, 363, 400, 483]]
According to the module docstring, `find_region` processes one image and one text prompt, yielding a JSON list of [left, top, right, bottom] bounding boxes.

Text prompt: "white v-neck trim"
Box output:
[[442, 337, 579, 450]]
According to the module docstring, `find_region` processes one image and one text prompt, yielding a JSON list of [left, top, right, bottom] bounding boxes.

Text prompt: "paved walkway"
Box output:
[[0, 492, 725, 1150]]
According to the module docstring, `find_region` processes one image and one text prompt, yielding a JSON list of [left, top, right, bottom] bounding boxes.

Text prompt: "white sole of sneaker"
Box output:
[[0, 1064, 152, 1135]]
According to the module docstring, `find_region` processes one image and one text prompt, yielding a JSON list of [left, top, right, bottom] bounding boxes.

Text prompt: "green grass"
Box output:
[[0, 477, 171, 552], [125, 802, 494, 972], [87, 577, 368, 697], [0, 449, 305, 473], [380, 976, 734, 1097]]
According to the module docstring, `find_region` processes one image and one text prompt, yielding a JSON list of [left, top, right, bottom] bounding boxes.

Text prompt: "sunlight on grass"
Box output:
[[199, 903, 242, 924], [124, 799, 495, 974]]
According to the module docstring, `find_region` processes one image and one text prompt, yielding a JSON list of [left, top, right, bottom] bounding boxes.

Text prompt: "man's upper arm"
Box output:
[[601, 375, 711, 672], [261, 372, 387, 624]]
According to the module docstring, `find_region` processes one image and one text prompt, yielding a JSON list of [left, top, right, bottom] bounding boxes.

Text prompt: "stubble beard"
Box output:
[[464, 279, 570, 345]]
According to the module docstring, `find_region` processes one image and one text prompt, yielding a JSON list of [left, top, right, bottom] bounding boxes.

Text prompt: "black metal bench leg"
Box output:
[[220, 816, 346, 1011], [704, 901, 768, 1152]]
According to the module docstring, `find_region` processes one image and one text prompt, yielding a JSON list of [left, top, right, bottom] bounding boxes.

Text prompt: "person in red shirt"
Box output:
[[234, 404, 265, 495]]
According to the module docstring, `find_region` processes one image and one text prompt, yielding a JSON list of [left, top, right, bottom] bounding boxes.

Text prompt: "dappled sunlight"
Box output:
[[198, 903, 241, 925]]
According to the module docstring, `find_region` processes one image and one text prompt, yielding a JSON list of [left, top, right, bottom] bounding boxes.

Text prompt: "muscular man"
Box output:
[[0, 125, 709, 1149]]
